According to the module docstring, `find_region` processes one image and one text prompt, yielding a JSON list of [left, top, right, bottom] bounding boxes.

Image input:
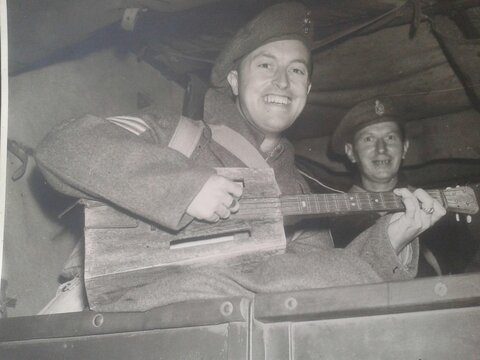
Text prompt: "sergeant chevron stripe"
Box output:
[[106, 115, 152, 136]]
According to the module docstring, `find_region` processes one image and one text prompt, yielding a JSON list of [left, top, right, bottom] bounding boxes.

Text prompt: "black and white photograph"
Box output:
[[1, 0, 480, 358]]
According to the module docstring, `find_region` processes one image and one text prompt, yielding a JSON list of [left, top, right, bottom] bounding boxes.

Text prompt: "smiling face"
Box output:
[[345, 121, 409, 192], [227, 39, 311, 138]]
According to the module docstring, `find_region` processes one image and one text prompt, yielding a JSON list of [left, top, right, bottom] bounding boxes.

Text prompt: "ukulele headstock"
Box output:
[[443, 186, 479, 215]]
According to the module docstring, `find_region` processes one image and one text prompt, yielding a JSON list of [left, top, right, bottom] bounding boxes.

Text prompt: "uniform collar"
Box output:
[[350, 173, 410, 193], [203, 88, 285, 160]]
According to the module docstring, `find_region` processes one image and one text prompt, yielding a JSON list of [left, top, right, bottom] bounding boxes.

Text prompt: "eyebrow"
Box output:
[[357, 130, 401, 138], [251, 52, 309, 67]]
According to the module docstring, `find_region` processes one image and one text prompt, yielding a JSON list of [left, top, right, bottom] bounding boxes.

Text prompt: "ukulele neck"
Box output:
[[279, 190, 444, 216]]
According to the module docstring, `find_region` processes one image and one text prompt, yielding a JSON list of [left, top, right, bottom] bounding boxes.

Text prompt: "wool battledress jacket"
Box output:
[[330, 184, 418, 262], [35, 89, 419, 312]]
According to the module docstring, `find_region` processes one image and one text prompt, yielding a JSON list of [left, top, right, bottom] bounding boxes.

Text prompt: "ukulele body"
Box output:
[[83, 168, 287, 309]]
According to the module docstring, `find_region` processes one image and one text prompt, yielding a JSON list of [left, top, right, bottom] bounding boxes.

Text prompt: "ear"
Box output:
[[307, 82, 312, 95], [227, 70, 239, 96], [345, 143, 356, 163], [402, 139, 409, 159]]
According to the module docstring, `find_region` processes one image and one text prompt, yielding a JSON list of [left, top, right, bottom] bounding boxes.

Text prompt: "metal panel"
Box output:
[[0, 324, 241, 360], [0, 296, 249, 359], [253, 322, 291, 360], [254, 273, 480, 360], [291, 307, 480, 360], [254, 273, 480, 323], [0, 297, 249, 342], [2, 274, 480, 359]]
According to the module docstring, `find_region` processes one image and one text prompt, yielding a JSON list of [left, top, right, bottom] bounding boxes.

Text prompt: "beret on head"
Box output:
[[210, 1, 314, 88], [331, 97, 403, 154]]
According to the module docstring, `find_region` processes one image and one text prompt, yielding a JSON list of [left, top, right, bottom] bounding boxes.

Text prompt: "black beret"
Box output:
[[210, 2, 314, 88], [331, 97, 404, 154]]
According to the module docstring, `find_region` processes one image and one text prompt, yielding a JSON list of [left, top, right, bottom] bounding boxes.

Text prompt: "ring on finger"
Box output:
[[422, 207, 434, 214]]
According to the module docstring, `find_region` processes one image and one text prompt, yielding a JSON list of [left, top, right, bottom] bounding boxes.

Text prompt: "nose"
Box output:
[[375, 139, 387, 153], [272, 69, 289, 89]]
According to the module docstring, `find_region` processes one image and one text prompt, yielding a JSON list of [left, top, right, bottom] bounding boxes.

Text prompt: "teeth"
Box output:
[[264, 95, 290, 105], [373, 160, 391, 166]]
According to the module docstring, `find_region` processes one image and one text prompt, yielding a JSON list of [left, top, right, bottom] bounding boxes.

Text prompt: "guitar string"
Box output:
[[237, 190, 444, 207], [234, 196, 461, 217], [233, 197, 446, 215], [235, 197, 406, 215], [238, 195, 405, 207], [232, 190, 447, 216], [239, 196, 404, 207]]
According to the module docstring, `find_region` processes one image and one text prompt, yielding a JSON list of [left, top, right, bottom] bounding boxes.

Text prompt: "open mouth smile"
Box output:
[[372, 160, 391, 167], [264, 95, 291, 105]]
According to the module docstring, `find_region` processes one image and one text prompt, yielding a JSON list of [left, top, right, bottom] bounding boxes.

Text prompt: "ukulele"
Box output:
[[83, 168, 478, 309]]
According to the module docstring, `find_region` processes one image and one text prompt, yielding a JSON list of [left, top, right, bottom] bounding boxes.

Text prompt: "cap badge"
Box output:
[[375, 100, 385, 116], [304, 10, 312, 34]]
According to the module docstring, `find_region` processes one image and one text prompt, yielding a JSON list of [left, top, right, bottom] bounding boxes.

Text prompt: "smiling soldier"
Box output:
[[330, 98, 447, 264], [35, 2, 445, 313], [335, 98, 409, 193]]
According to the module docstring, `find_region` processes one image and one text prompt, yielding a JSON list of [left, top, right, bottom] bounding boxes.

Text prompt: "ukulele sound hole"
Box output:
[[170, 231, 251, 249]]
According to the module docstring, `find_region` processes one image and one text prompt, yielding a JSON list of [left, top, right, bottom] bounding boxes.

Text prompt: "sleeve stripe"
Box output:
[[106, 116, 152, 136]]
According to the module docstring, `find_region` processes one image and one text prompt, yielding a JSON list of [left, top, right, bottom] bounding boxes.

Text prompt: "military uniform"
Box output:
[[35, 88, 419, 311], [330, 183, 418, 262], [35, 2, 418, 312]]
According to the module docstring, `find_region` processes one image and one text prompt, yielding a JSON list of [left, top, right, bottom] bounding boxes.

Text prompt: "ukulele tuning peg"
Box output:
[[467, 215, 472, 224], [456, 213, 460, 222]]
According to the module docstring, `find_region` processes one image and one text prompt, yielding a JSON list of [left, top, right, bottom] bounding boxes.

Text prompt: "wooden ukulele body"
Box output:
[[84, 168, 286, 309]]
